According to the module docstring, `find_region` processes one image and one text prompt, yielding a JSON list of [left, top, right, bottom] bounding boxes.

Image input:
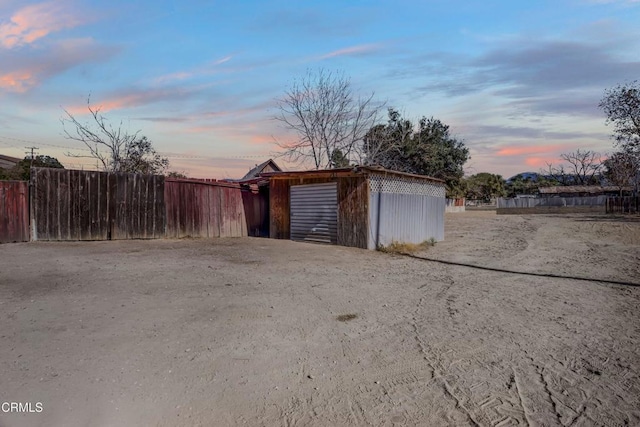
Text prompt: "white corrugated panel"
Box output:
[[290, 182, 337, 244], [367, 174, 446, 249]]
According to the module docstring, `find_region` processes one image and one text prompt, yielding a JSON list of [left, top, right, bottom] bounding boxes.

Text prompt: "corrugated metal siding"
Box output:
[[0, 181, 29, 243], [270, 177, 333, 240], [369, 193, 445, 249], [368, 174, 445, 249], [290, 182, 338, 244]]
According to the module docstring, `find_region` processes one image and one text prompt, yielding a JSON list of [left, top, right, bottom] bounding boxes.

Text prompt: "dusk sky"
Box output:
[[1, 0, 639, 179]]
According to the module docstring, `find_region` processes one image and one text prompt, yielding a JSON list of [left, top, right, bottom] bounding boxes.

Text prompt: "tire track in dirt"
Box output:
[[410, 271, 510, 427]]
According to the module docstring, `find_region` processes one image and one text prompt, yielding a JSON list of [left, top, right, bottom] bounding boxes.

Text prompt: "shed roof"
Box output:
[[261, 166, 445, 185]]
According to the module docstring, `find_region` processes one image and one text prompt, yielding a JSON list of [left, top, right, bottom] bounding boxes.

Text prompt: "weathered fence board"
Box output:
[[0, 181, 29, 243], [110, 173, 165, 240], [607, 196, 640, 214], [165, 180, 248, 239], [31, 168, 165, 241], [27, 169, 254, 241]]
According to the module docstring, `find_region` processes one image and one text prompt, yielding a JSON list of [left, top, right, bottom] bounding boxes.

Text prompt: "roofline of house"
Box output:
[[241, 158, 282, 180], [0, 154, 22, 163], [260, 166, 445, 184]]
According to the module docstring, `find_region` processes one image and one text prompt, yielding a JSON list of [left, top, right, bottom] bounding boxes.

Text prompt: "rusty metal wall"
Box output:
[[164, 180, 247, 238], [30, 168, 165, 241], [0, 180, 29, 243]]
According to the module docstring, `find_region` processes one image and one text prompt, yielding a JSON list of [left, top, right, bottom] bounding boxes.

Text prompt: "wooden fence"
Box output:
[[0, 181, 29, 243], [606, 196, 640, 214], [24, 168, 268, 241], [164, 179, 247, 238], [31, 168, 165, 241]]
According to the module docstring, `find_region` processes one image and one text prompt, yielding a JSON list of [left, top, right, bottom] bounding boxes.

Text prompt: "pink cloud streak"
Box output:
[[0, 1, 82, 48], [0, 70, 35, 92], [319, 43, 383, 59], [495, 144, 571, 157], [524, 156, 559, 167]]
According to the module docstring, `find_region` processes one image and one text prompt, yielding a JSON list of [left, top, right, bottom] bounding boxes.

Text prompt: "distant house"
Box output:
[[240, 159, 281, 181], [0, 154, 21, 170]]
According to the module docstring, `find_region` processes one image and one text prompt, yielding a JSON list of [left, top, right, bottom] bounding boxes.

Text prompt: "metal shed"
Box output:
[[264, 166, 446, 250]]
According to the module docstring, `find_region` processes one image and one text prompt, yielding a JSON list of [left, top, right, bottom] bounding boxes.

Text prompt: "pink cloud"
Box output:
[[319, 43, 383, 59], [249, 135, 276, 145], [0, 70, 35, 92], [496, 144, 570, 156], [0, 1, 82, 48], [0, 38, 119, 93], [153, 55, 234, 84], [524, 156, 559, 167], [65, 86, 198, 115]]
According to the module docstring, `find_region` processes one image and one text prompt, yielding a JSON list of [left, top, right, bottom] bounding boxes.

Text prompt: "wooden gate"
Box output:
[[164, 179, 247, 238], [30, 168, 165, 241]]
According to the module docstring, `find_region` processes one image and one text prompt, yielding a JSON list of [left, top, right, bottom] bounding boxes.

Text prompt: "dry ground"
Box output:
[[1, 211, 639, 427]]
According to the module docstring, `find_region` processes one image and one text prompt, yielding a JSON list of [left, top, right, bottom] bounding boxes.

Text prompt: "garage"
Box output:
[[290, 182, 338, 244]]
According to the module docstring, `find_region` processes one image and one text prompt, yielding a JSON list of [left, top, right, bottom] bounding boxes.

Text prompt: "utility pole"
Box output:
[[25, 146, 39, 167]]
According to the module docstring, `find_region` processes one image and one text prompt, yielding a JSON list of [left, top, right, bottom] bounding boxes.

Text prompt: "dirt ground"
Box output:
[[1, 211, 639, 427]]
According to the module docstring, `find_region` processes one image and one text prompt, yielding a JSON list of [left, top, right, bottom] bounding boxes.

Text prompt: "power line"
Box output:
[[159, 152, 275, 160], [0, 135, 91, 152], [0, 134, 279, 161]]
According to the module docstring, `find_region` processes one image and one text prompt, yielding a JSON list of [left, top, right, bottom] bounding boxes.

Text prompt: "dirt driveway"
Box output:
[[1, 211, 639, 426]]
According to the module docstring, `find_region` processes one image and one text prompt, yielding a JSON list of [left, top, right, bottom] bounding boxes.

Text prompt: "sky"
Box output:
[[1, 0, 639, 179]]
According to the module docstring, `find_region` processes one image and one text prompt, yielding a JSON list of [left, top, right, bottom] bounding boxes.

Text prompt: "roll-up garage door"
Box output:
[[290, 182, 338, 244]]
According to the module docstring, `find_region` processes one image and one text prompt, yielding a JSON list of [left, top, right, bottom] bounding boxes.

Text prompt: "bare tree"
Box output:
[[546, 150, 603, 186], [275, 69, 381, 169], [560, 149, 603, 185], [599, 81, 640, 153], [604, 151, 639, 195], [543, 162, 570, 185], [62, 97, 168, 174]]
